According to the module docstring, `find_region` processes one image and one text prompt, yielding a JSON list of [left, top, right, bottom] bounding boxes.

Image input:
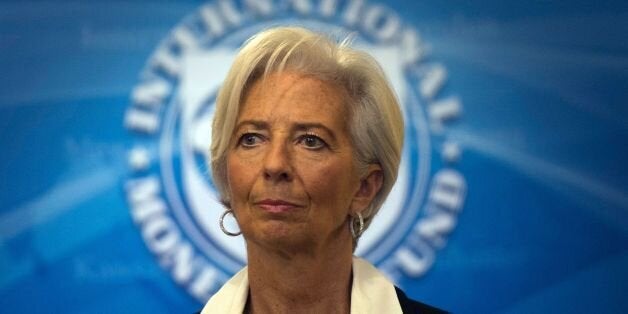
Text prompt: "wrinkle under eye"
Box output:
[[238, 133, 264, 148], [298, 134, 327, 150]]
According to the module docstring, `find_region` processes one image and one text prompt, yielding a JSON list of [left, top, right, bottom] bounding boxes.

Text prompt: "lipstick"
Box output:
[[256, 199, 301, 213]]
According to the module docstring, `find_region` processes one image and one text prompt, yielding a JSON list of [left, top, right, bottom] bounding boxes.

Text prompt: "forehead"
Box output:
[[238, 72, 350, 125]]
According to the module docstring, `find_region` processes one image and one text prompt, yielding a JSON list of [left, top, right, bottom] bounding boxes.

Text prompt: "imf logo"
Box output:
[[122, 0, 466, 302]]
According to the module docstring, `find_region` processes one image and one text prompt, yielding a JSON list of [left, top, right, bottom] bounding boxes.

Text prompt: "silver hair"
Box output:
[[210, 26, 404, 243]]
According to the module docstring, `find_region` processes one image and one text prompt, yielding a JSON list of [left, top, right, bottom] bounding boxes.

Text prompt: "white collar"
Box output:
[[200, 257, 402, 314]]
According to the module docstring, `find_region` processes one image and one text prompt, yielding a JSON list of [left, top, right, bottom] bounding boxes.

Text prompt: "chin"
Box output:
[[253, 221, 314, 249]]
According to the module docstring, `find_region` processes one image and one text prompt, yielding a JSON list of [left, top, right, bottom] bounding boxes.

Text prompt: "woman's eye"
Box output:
[[298, 134, 327, 150], [238, 133, 263, 147]]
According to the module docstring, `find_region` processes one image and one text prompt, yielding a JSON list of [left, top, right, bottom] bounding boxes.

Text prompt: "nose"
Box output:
[[263, 139, 293, 182]]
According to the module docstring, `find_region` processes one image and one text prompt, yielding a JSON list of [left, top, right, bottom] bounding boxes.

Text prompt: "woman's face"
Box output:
[[226, 72, 363, 251]]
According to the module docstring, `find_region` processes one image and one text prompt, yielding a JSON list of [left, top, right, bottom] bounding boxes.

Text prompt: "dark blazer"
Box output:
[[196, 287, 447, 314], [394, 286, 448, 313]]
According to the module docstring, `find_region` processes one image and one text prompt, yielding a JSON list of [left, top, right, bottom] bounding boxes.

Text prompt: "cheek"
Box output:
[[301, 158, 358, 204], [226, 155, 255, 201]]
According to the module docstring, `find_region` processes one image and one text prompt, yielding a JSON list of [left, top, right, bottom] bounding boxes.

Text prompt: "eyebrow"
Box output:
[[234, 120, 268, 131], [234, 120, 337, 141], [293, 123, 337, 141]]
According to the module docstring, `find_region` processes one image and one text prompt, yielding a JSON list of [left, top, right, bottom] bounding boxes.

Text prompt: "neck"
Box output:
[[245, 231, 354, 314]]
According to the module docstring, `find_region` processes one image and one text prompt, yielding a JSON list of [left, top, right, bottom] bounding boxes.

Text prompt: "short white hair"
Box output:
[[210, 26, 404, 241]]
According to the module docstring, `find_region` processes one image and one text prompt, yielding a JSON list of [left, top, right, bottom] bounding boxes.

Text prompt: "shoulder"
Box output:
[[198, 267, 249, 314], [352, 257, 446, 313], [394, 286, 448, 314]]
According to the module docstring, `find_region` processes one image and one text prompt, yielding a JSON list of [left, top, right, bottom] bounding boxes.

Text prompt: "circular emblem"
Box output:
[[123, 0, 467, 302]]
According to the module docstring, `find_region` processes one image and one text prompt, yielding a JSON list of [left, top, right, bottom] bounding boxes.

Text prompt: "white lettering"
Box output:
[[168, 242, 196, 283], [289, 0, 312, 15], [144, 215, 180, 254], [219, 0, 244, 26], [200, 4, 227, 37], [245, 0, 274, 17], [124, 108, 160, 134], [428, 97, 461, 132], [420, 64, 446, 100], [394, 244, 434, 277], [362, 5, 400, 41], [401, 28, 425, 65], [415, 209, 456, 248], [189, 266, 222, 301], [125, 179, 224, 302], [172, 26, 199, 51], [151, 49, 180, 77], [201, 0, 246, 40], [342, 0, 364, 27], [319, 0, 337, 17], [132, 78, 171, 108], [430, 169, 466, 211], [126, 176, 166, 222]]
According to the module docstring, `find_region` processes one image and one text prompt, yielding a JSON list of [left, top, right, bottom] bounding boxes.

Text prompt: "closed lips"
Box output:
[[255, 199, 303, 212]]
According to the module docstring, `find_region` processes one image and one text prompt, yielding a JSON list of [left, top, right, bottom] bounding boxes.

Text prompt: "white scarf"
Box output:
[[200, 257, 402, 314]]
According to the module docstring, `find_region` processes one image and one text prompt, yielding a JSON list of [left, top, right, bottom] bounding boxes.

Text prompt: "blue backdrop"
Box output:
[[1, 1, 627, 313]]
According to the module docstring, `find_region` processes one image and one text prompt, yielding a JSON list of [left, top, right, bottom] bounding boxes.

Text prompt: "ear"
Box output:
[[350, 164, 384, 214]]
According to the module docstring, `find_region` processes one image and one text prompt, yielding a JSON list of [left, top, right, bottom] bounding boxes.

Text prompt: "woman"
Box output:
[[200, 26, 445, 313]]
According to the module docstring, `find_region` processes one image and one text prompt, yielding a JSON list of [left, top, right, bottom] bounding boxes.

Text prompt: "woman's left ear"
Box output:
[[351, 164, 384, 213]]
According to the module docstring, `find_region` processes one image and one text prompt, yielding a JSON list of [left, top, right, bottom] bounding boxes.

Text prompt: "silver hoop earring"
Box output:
[[219, 209, 242, 236], [350, 213, 364, 239]]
